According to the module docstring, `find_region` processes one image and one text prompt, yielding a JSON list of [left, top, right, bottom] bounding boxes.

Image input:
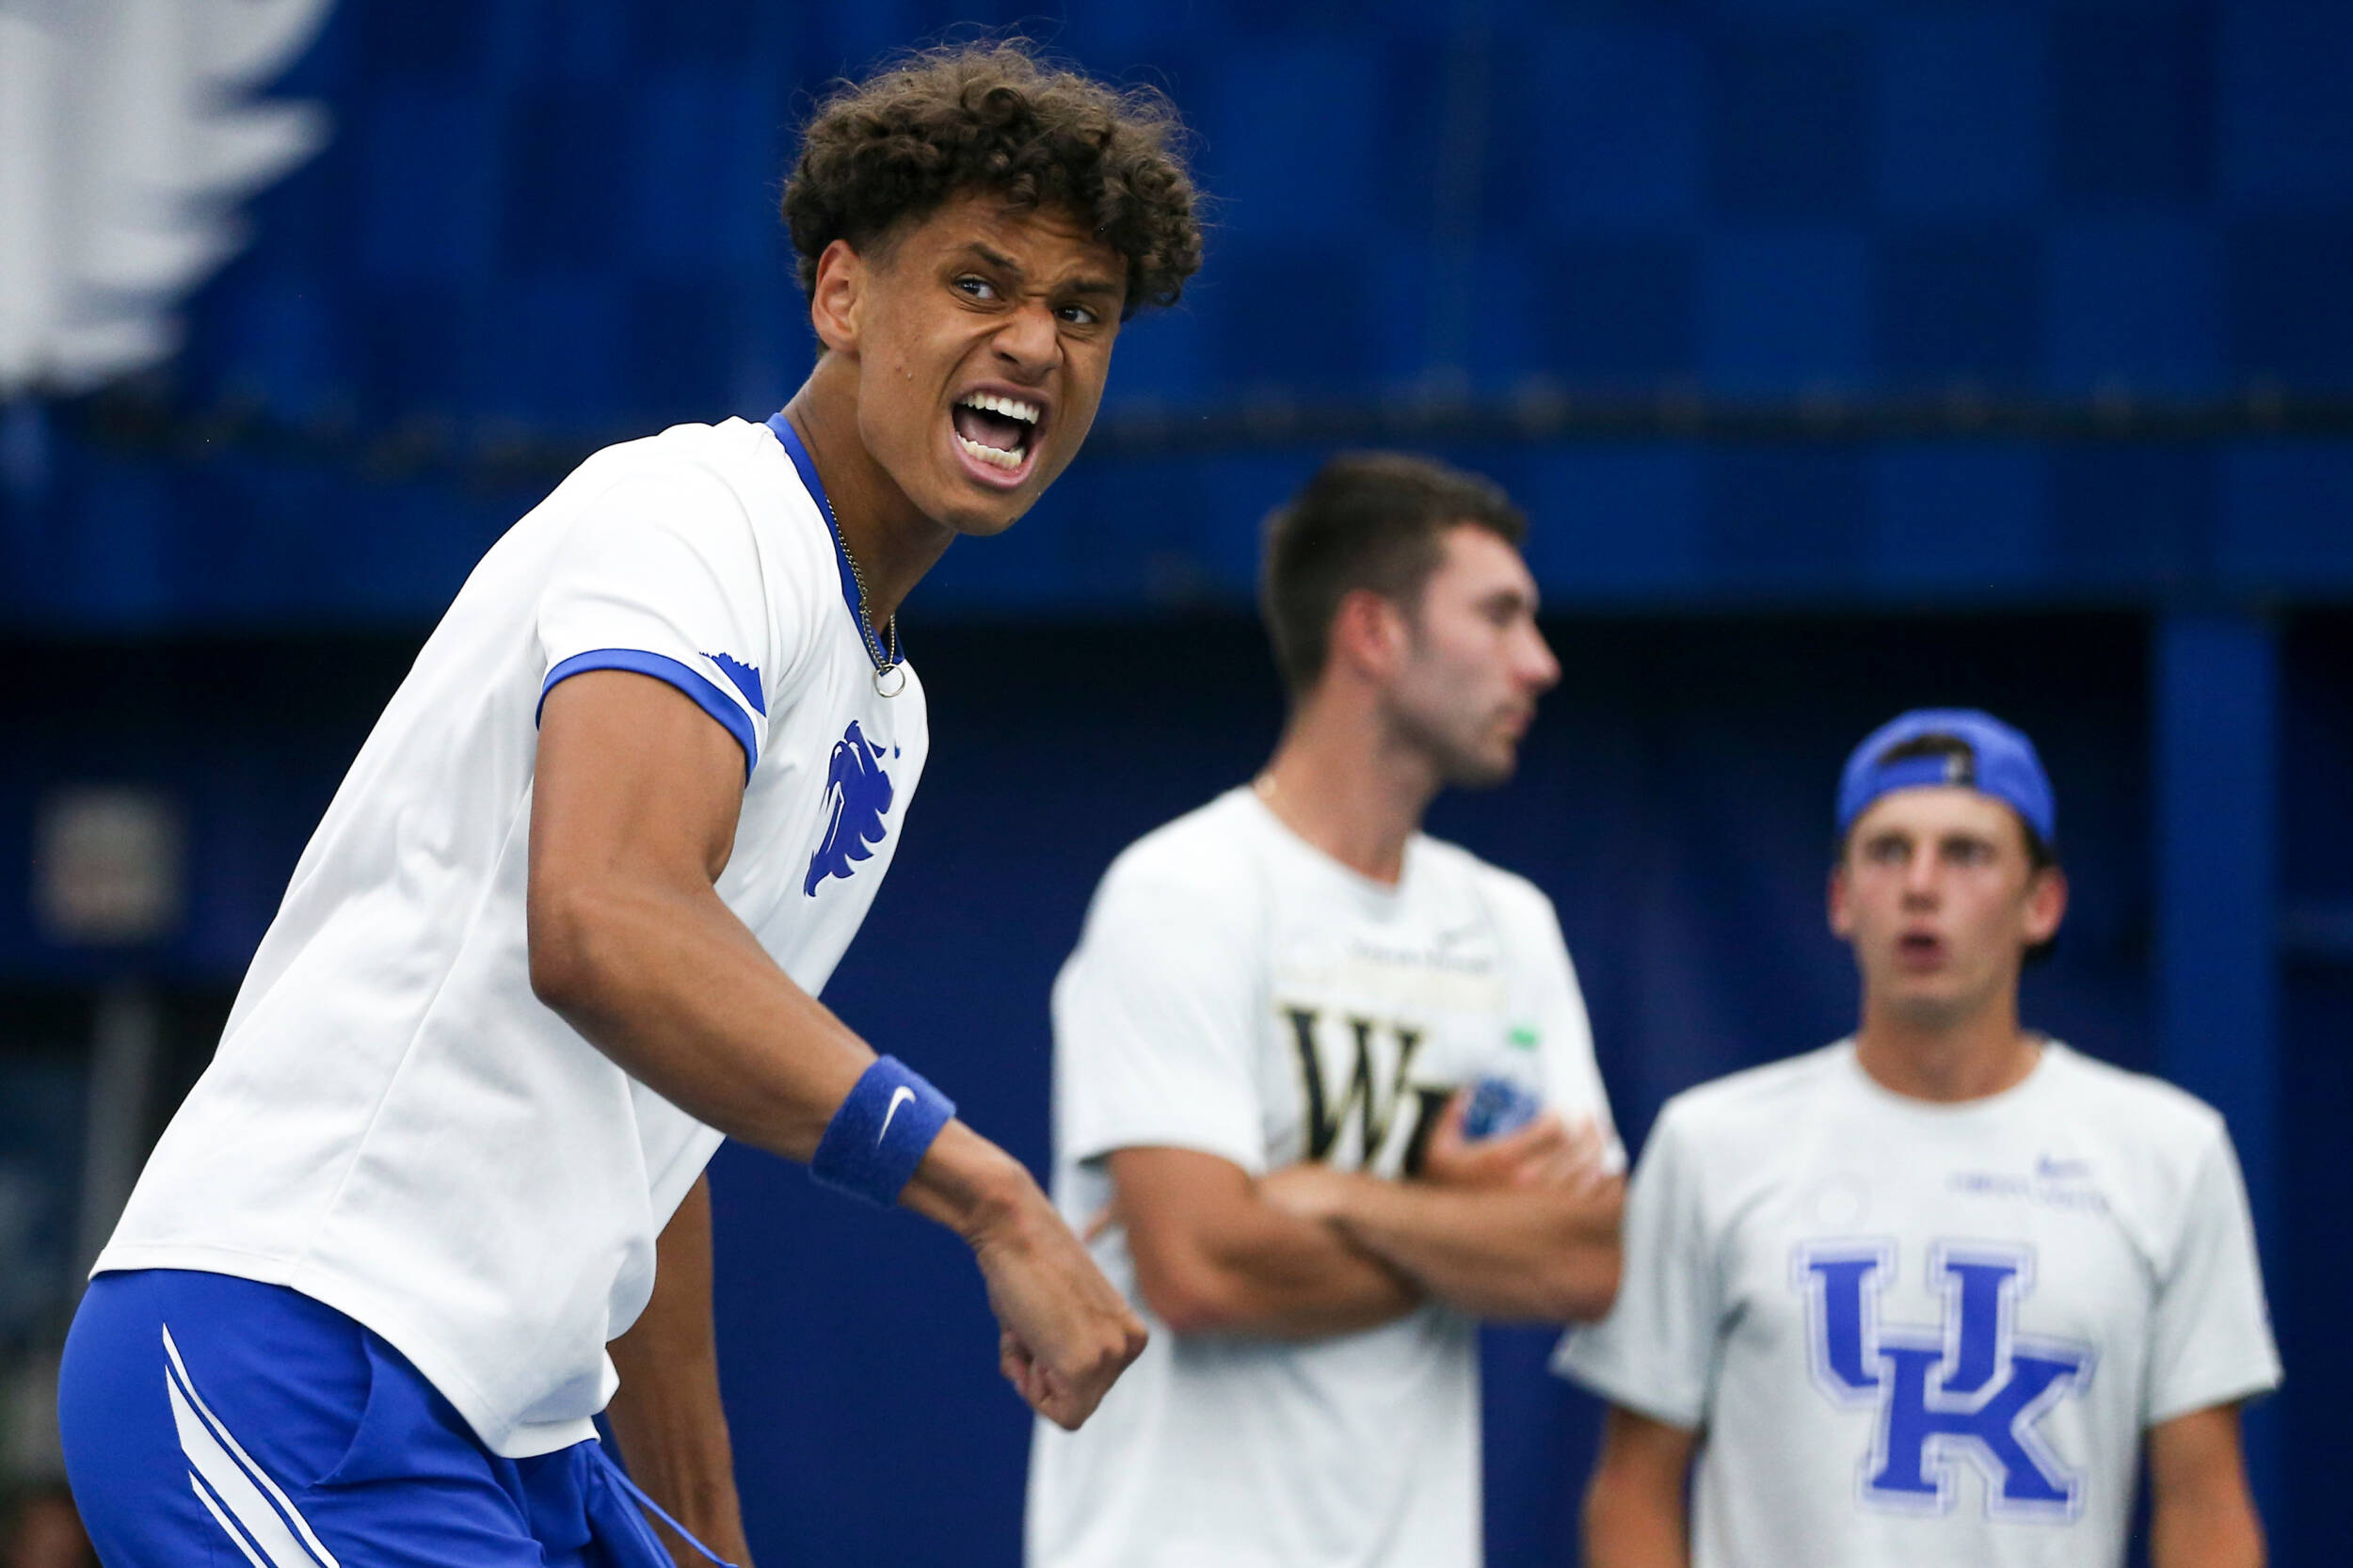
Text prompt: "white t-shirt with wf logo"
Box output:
[[1028, 788, 1617, 1568], [1553, 1040, 2280, 1568]]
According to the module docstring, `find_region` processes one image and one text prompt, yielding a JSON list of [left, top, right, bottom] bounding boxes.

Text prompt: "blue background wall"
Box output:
[[8, 0, 2353, 624], [5, 608, 2344, 1562], [3, 1, 2349, 1564]]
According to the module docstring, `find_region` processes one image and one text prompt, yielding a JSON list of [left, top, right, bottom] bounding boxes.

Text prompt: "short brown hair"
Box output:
[[1259, 453, 1529, 699], [781, 41, 1203, 318]]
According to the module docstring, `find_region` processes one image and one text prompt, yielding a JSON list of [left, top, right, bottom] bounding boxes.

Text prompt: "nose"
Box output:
[[1519, 622, 1561, 693], [1900, 848, 1942, 904], [992, 298, 1061, 379]]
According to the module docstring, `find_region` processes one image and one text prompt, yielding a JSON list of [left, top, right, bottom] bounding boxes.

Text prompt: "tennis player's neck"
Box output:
[[1854, 1000, 2040, 1104], [780, 382, 950, 627], [1256, 714, 1439, 887]]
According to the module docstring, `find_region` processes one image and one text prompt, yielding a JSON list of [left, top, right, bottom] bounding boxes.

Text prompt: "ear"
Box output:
[[1828, 862, 1855, 940], [1327, 588, 1409, 683], [808, 239, 868, 355], [2021, 864, 2068, 946]]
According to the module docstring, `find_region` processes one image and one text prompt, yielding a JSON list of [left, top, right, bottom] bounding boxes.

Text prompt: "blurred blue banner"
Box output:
[[4, 0, 2350, 628]]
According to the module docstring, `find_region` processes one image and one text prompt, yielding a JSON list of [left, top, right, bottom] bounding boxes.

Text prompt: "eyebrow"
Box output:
[[955, 242, 1124, 300], [960, 242, 1025, 280], [1865, 827, 1997, 849]]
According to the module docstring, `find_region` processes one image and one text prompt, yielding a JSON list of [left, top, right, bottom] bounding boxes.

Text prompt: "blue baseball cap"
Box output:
[[1836, 709, 2057, 850]]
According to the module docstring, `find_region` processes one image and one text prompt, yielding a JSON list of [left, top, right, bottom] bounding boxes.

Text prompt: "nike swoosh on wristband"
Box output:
[[878, 1086, 917, 1144]]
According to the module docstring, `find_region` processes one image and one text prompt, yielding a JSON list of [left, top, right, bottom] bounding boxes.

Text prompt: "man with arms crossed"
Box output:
[[57, 43, 1201, 1568], [1561, 710, 2280, 1568], [1027, 455, 1625, 1568]]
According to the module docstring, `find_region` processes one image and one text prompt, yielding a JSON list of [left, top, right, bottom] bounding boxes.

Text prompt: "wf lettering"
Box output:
[[1799, 1242, 2094, 1521], [1282, 1009, 1440, 1173]]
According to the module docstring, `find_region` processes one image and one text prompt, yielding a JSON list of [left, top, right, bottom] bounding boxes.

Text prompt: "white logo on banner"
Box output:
[[0, 0, 334, 394]]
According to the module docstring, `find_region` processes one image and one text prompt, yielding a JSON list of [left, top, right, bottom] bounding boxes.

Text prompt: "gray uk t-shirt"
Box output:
[[1555, 1040, 2280, 1568]]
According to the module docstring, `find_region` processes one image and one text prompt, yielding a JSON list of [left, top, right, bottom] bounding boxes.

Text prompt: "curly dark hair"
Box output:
[[781, 40, 1203, 319]]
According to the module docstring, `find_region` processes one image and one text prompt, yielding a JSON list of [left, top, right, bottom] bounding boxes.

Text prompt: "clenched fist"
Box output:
[[972, 1183, 1150, 1429]]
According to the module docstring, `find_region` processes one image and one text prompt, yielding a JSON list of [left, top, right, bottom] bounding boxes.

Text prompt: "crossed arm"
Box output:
[[1580, 1401, 2265, 1568], [1107, 1096, 1624, 1339], [1107, 1148, 1422, 1338]]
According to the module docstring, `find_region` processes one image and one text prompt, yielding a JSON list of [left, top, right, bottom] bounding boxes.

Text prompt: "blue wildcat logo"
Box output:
[[805, 721, 894, 895]]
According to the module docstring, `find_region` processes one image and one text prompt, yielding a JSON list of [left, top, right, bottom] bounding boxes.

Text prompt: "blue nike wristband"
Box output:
[[809, 1056, 956, 1208]]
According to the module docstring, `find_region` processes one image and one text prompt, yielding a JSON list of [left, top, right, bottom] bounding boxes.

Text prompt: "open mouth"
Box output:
[[1897, 932, 1946, 967], [951, 391, 1041, 479]]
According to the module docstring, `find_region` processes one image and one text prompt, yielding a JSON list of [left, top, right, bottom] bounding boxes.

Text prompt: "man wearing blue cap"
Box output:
[[1556, 710, 2281, 1568]]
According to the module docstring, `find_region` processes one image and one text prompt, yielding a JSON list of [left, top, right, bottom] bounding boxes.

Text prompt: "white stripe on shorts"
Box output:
[[187, 1472, 272, 1568], [161, 1323, 343, 1568]]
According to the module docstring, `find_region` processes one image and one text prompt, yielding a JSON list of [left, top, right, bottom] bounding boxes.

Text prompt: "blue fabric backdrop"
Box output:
[[0, 608, 2343, 1560], [8, 0, 2353, 626]]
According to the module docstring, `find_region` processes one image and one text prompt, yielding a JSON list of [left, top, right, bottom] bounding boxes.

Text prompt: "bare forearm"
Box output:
[[1172, 1201, 1422, 1338], [2150, 1473, 2265, 1568], [605, 1179, 754, 1567], [1584, 1480, 1689, 1568], [1584, 1409, 1696, 1568], [2146, 1404, 2264, 1568], [1327, 1177, 1623, 1321], [2151, 1497, 2263, 1568], [1109, 1149, 1419, 1340], [604, 1384, 749, 1567]]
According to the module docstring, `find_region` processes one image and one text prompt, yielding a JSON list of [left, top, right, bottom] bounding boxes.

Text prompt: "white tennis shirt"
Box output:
[[1554, 1040, 2280, 1568], [97, 415, 928, 1458], [1027, 789, 1618, 1568]]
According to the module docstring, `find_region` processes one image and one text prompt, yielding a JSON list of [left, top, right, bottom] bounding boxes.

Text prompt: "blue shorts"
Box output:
[[58, 1270, 704, 1568]]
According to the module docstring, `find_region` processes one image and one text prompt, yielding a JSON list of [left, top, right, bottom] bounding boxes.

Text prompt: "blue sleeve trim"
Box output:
[[538, 648, 757, 780]]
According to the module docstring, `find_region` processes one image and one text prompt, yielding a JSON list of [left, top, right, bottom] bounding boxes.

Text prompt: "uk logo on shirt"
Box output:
[[806, 721, 895, 895], [1795, 1240, 2096, 1522]]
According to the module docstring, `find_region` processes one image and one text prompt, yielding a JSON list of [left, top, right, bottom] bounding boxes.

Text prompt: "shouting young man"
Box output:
[[1027, 454, 1625, 1568], [58, 43, 1201, 1568], [1561, 710, 2281, 1568]]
